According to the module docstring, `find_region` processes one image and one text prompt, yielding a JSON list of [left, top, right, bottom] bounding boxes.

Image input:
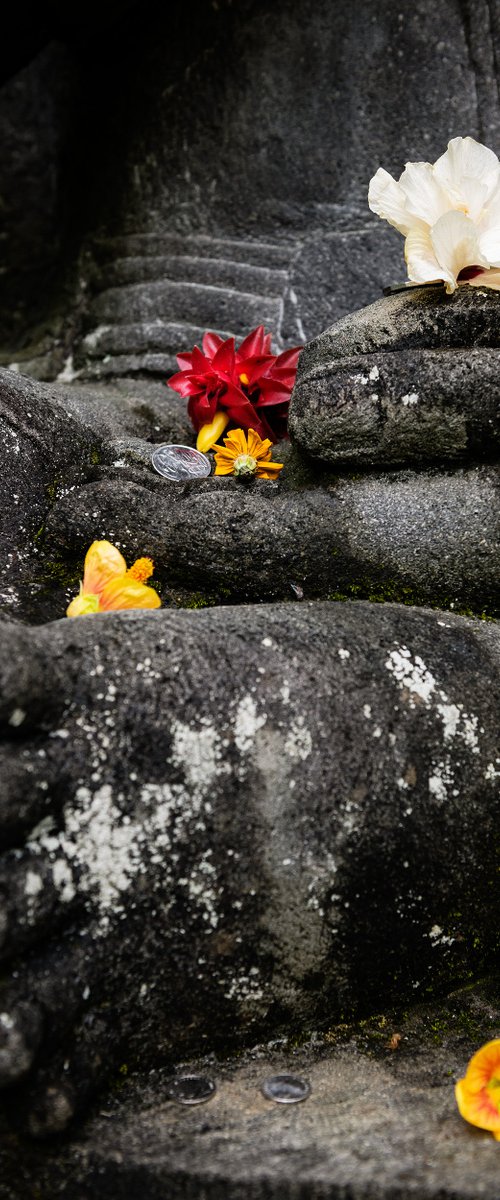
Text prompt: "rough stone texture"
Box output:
[[0, 367, 191, 620], [1, 368, 499, 622], [290, 347, 500, 468], [281, 225, 404, 343], [3, 976, 500, 1199], [46, 460, 500, 616], [295, 285, 500, 369], [2, 5, 500, 1193], [289, 287, 500, 467], [3, 0, 500, 374], [0, 601, 499, 1144]]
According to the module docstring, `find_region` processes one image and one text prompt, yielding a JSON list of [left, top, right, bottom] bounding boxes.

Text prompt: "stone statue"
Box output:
[[1, 1, 500, 1195]]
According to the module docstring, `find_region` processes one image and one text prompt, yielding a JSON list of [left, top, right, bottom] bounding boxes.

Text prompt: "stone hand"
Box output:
[[0, 602, 499, 1135]]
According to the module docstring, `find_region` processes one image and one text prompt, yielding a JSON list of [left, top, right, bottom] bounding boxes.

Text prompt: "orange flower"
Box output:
[[455, 1039, 500, 1139], [214, 428, 284, 479], [66, 541, 161, 617]]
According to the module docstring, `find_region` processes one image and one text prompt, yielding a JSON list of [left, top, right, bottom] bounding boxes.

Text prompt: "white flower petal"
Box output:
[[478, 227, 500, 266], [430, 211, 489, 293], [404, 225, 447, 286], [449, 176, 489, 223], [434, 136, 500, 204], [399, 161, 450, 225], [368, 167, 412, 235], [467, 267, 500, 291], [477, 186, 500, 263]]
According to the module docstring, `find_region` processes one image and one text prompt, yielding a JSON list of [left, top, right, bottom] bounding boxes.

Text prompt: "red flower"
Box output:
[[167, 326, 301, 449]]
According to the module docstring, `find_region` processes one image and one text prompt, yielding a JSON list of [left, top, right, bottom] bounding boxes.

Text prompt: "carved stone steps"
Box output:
[[76, 232, 300, 379], [91, 232, 296, 269], [99, 254, 288, 297], [78, 319, 234, 362], [89, 280, 282, 334]]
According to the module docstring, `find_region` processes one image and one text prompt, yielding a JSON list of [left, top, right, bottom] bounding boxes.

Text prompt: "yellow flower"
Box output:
[[214, 428, 284, 479], [66, 541, 161, 617], [455, 1039, 500, 1139]]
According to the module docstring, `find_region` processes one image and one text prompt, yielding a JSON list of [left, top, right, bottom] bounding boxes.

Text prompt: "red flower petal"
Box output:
[[167, 370, 199, 397], [237, 325, 269, 359], [212, 338, 236, 377], [190, 345, 211, 375], [168, 325, 301, 444], [175, 351, 194, 369], [188, 392, 219, 431], [202, 331, 225, 357], [275, 347, 301, 370]]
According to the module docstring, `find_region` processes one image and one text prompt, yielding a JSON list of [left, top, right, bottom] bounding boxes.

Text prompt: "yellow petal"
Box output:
[[196, 412, 229, 452], [99, 576, 161, 611], [223, 428, 248, 455], [256, 461, 283, 478], [214, 460, 237, 475], [82, 540, 127, 596], [247, 428, 271, 459], [66, 590, 101, 617]]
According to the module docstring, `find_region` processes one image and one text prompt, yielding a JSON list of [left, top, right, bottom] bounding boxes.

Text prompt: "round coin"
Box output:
[[261, 1073, 311, 1104], [151, 444, 211, 481], [166, 1075, 217, 1106]]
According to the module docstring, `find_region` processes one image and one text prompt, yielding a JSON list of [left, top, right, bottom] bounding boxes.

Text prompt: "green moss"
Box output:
[[170, 585, 233, 610], [45, 476, 63, 505], [40, 558, 80, 590], [326, 572, 499, 619]]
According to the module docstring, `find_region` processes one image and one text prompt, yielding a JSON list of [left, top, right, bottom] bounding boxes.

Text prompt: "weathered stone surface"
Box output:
[[3, 976, 499, 1199], [54, 376, 191, 444], [45, 458, 500, 617], [3, 366, 498, 622], [4, 0, 500, 376], [291, 345, 500, 468], [281, 225, 403, 343], [0, 601, 499, 1138], [296, 286, 500, 371], [0, 368, 100, 616], [0, 367, 190, 620], [290, 287, 500, 467]]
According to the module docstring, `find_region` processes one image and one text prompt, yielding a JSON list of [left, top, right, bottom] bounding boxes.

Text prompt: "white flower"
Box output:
[[368, 136, 500, 293]]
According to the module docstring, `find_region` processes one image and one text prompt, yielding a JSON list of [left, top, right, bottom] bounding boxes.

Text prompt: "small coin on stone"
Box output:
[[151, 444, 212, 481], [166, 1075, 217, 1105], [261, 1073, 311, 1104]]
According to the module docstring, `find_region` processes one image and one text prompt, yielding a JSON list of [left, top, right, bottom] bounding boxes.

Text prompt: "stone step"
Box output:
[[80, 351, 189, 379], [89, 280, 282, 336], [97, 255, 287, 296], [76, 316, 284, 379], [91, 233, 296, 270], [79, 320, 235, 360]]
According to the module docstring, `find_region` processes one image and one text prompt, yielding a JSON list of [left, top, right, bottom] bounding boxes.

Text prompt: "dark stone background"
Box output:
[[2, 0, 500, 363]]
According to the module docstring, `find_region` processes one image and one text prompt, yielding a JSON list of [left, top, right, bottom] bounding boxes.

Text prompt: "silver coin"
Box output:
[[152, 444, 212, 481], [166, 1075, 217, 1105], [261, 1073, 311, 1104]]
